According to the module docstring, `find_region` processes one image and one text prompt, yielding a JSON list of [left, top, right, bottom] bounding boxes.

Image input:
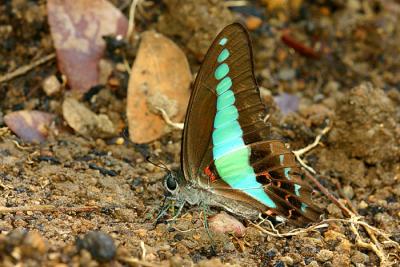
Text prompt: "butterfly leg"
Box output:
[[166, 199, 186, 222], [200, 203, 217, 255], [154, 195, 171, 225]]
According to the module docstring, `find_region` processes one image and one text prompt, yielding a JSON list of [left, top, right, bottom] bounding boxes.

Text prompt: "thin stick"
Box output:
[[156, 107, 184, 130], [140, 241, 146, 260], [294, 124, 331, 156], [119, 257, 159, 267], [0, 53, 55, 84], [304, 171, 396, 266], [304, 171, 353, 217], [0, 205, 99, 214], [336, 183, 395, 266], [293, 123, 332, 174], [224, 0, 249, 7], [250, 219, 329, 238], [127, 0, 140, 42], [295, 154, 317, 174], [263, 114, 270, 123]]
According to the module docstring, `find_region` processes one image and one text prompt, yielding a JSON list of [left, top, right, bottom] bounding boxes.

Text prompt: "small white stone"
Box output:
[[316, 249, 334, 262], [342, 185, 354, 199], [42, 75, 61, 96]]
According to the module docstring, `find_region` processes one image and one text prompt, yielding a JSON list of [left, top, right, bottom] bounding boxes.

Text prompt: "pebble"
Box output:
[[323, 80, 340, 94], [4, 229, 47, 260], [245, 15, 262, 30], [278, 67, 296, 81], [115, 137, 124, 145], [280, 255, 294, 266], [287, 253, 302, 264], [42, 75, 61, 96], [273, 260, 285, 267], [351, 251, 369, 264], [6, 228, 28, 247], [316, 249, 334, 262], [358, 200, 368, 209], [306, 260, 319, 267], [76, 231, 116, 262], [21, 231, 47, 259], [342, 185, 354, 199], [223, 241, 236, 252], [208, 212, 246, 237], [265, 249, 277, 259], [326, 203, 343, 217]]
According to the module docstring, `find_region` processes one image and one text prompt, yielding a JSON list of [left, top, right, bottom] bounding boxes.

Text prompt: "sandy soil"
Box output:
[[0, 0, 399, 266]]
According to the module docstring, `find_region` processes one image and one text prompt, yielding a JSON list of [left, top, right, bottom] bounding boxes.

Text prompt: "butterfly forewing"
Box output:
[[182, 23, 269, 181]]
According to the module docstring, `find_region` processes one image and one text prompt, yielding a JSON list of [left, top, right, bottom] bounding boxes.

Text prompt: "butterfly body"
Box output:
[[164, 23, 322, 226]]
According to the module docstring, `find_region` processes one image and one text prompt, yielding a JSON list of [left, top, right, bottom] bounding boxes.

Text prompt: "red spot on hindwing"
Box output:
[[204, 165, 217, 183]]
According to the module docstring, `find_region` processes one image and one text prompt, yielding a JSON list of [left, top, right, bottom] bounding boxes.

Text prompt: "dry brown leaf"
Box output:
[[4, 110, 55, 143], [62, 98, 116, 138], [127, 31, 191, 144], [47, 0, 128, 93]]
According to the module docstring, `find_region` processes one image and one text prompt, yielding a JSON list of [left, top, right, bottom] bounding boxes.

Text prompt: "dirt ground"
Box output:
[[0, 0, 399, 266]]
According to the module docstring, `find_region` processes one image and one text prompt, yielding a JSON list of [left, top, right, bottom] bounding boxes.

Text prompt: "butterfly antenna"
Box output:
[[146, 156, 171, 171]]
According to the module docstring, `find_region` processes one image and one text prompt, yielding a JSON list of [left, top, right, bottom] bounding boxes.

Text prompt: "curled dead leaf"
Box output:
[[4, 110, 55, 143], [62, 98, 116, 138], [47, 0, 128, 93], [127, 31, 191, 143]]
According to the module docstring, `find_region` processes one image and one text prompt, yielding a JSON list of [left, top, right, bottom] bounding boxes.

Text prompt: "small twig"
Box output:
[[263, 114, 270, 123], [250, 219, 329, 238], [127, 0, 140, 42], [156, 107, 184, 130], [119, 257, 159, 267], [0, 205, 100, 214], [0, 53, 55, 84], [336, 183, 395, 266], [123, 57, 131, 73], [232, 235, 246, 252], [304, 171, 397, 266], [140, 241, 146, 260], [0, 181, 13, 190], [336, 182, 359, 214], [293, 123, 332, 174], [224, 0, 249, 7], [252, 216, 398, 267], [304, 171, 353, 217], [295, 154, 317, 174], [11, 140, 31, 150], [295, 124, 331, 156]]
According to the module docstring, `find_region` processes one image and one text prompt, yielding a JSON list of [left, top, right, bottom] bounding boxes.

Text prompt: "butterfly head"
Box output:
[[162, 169, 203, 207], [163, 169, 188, 198], [163, 171, 179, 196]]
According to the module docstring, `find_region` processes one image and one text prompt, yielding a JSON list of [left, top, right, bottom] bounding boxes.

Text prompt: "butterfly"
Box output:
[[162, 23, 322, 226]]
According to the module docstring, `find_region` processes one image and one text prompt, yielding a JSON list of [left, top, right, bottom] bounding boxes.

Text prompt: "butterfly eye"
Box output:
[[165, 174, 178, 192]]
